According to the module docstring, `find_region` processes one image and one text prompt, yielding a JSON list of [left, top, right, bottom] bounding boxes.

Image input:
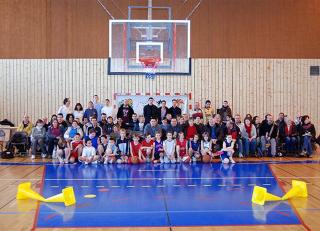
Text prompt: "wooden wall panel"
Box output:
[[0, 58, 319, 133], [1, 0, 320, 58]]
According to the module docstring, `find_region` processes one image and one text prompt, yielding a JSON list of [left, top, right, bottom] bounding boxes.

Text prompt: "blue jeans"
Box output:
[[285, 137, 297, 153], [261, 136, 276, 156], [237, 139, 243, 155], [302, 136, 313, 156], [243, 138, 257, 157]]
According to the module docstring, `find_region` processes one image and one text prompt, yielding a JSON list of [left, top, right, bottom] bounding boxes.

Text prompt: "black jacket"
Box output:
[[117, 105, 134, 124], [143, 104, 159, 124], [168, 106, 182, 118], [259, 120, 278, 138]]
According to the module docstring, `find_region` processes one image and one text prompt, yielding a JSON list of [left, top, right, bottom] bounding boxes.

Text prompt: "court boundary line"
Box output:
[[268, 164, 312, 231]]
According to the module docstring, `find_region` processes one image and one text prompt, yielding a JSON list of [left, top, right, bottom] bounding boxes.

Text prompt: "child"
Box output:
[[201, 132, 213, 162], [97, 135, 109, 161], [163, 132, 176, 163], [185, 118, 197, 140], [189, 134, 201, 162], [84, 129, 99, 150], [154, 132, 164, 163], [220, 135, 236, 164], [56, 137, 71, 164], [104, 137, 118, 164], [79, 139, 99, 164], [176, 132, 190, 163], [138, 116, 145, 134], [129, 134, 142, 164], [69, 133, 83, 163], [140, 133, 154, 163], [116, 129, 130, 163]]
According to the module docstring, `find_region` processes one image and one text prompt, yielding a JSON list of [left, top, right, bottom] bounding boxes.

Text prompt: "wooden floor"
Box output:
[[0, 151, 319, 231]]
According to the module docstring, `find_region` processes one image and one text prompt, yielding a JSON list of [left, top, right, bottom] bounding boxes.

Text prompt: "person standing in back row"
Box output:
[[168, 99, 182, 118], [143, 97, 159, 125], [218, 101, 232, 123]]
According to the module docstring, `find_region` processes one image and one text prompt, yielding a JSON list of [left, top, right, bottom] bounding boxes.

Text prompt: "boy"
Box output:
[[104, 137, 118, 164], [154, 132, 164, 163], [116, 129, 130, 163], [69, 133, 83, 163], [97, 135, 109, 161], [140, 133, 154, 163], [220, 135, 236, 164], [129, 134, 142, 164], [84, 129, 99, 150], [163, 132, 176, 163], [185, 118, 197, 140], [79, 139, 99, 164], [176, 132, 190, 163], [129, 113, 140, 132], [189, 134, 201, 162]]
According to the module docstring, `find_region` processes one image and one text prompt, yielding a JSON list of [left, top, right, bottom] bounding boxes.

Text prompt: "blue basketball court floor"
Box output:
[[32, 162, 305, 228]]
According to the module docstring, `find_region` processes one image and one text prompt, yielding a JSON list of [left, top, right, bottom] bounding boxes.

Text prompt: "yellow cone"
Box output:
[[252, 186, 281, 205], [282, 180, 308, 200], [16, 182, 46, 202], [45, 187, 76, 206]]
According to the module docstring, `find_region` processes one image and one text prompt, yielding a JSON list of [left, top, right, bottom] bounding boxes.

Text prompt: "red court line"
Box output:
[[31, 165, 46, 231], [268, 164, 311, 231]]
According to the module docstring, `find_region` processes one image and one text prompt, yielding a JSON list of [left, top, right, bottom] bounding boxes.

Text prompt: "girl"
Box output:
[[300, 115, 316, 157], [57, 98, 72, 120], [46, 119, 63, 158], [129, 134, 142, 164], [79, 139, 99, 164], [140, 133, 154, 163], [185, 118, 197, 140], [56, 137, 71, 164], [220, 135, 236, 164], [154, 132, 164, 163], [176, 132, 190, 163], [73, 103, 84, 121], [201, 132, 213, 162], [69, 133, 83, 163], [163, 132, 176, 163], [189, 134, 201, 162]]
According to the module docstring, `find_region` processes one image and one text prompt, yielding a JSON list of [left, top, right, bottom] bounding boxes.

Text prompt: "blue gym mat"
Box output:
[[36, 163, 300, 228]]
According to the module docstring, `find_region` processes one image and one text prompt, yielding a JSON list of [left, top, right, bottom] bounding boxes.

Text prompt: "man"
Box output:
[[202, 100, 214, 124], [17, 114, 33, 136], [93, 95, 104, 122], [260, 114, 278, 157], [158, 100, 169, 122], [167, 118, 182, 139], [218, 101, 233, 123], [83, 101, 98, 121], [234, 114, 244, 158], [143, 118, 162, 138], [143, 97, 159, 125], [116, 99, 134, 128], [168, 99, 182, 118], [89, 117, 102, 137], [128, 113, 140, 131], [57, 113, 68, 133], [101, 99, 113, 118]]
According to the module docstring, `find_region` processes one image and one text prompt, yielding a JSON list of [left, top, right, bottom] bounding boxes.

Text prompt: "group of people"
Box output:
[[15, 95, 318, 165]]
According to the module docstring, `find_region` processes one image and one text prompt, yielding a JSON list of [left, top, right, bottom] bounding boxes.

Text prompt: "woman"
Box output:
[[300, 115, 316, 157], [57, 98, 73, 120], [46, 119, 63, 158], [241, 118, 257, 157], [66, 113, 74, 127], [279, 116, 298, 155], [56, 137, 71, 164], [73, 103, 84, 121], [30, 119, 47, 159]]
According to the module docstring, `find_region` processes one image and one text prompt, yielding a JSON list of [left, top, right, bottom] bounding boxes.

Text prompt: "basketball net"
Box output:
[[139, 57, 161, 80]]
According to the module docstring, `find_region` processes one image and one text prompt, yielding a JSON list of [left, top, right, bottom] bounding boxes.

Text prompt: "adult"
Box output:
[[17, 114, 33, 136], [300, 115, 316, 157], [168, 99, 182, 118], [117, 99, 134, 127], [101, 99, 113, 118], [83, 101, 98, 121], [46, 119, 63, 158], [143, 97, 159, 125], [30, 119, 47, 159], [158, 100, 169, 122], [167, 118, 182, 138], [241, 118, 257, 157], [260, 114, 278, 157], [234, 114, 244, 157], [202, 100, 214, 124], [143, 118, 162, 138], [93, 95, 104, 122], [57, 113, 68, 133], [279, 116, 298, 155], [218, 101, 232, 123], [73, 103, 84, 121], [57, 98, 73, 120], [64, 121, 84, 141]]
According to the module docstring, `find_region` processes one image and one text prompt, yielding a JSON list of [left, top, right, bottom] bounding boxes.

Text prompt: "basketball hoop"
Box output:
[[139, 57, 161, 80]]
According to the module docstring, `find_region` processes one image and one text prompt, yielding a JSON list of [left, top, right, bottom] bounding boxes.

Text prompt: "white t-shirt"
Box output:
[[73, 110, 84, 121], [164, 139, 176, 156], [58, 105, 73, 119], [101, 106, 113, 118], [82, 146, 96, 158]]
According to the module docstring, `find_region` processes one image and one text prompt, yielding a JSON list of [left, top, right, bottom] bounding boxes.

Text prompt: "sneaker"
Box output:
[[41, 153, 47, 158], [239, 153, 243, 158], [192, 157, 197, 162], [52, 149, 57, 159], [84, 161, 89, 165], [229, 157, 236, 164], [31, 155, 35, 159], [300, 151, 307, 157], [278, 152, 283, 157], [64, 159, 69, 164], [57, 155, 63, 163]]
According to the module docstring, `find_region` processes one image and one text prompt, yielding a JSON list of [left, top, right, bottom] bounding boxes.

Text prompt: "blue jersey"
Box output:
[[190, 140, 200, 152]]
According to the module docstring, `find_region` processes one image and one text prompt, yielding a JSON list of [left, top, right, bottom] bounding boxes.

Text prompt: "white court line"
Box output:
[[50, 186, 59, 188], [1, 176, 320, 181], [218, 184, 226, 187], [96, 186, 105, 188], [81, 186, 89, 188], [157, 185, 165, 187], [173, 185, 181, 187], [141, 185, 151, 188], [138, 170, 177, 172], [111, 185, 121, 188], [187, 185, 196, 187], [262, 184, 271, 186], [248, 184, 256, 186], [126, 186, 135, 188], [203, 185, 212, 187]]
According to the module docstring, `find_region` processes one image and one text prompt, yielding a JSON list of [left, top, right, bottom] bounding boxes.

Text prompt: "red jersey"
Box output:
[[176, 139, 187, 157], [130, 141, 141, 157], [141, 140, 154, 157], [70, 140, 83, 159], [186, 125, 197, 140]]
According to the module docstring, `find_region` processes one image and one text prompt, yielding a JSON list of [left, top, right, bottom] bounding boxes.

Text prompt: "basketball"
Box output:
[[131, 156, 139, 164], [182, 156, 191, 163], [202, 154, 211, 163]]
